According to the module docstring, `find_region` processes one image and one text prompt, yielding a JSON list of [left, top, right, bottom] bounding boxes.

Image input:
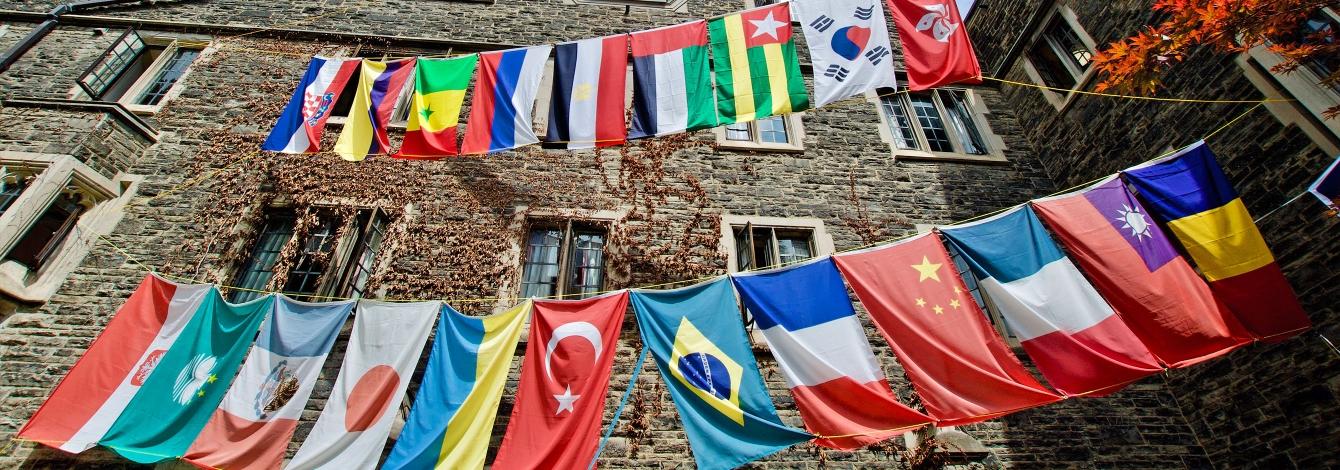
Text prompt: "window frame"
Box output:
[[720, 215, 835, 275], [518, 219, 610, 300], [80, 32, 209, 115], [712, 114, 807, 152], [1020, 5, 1100, 110], [869, 88, 1007, 163], [227, 207, 392, 303]]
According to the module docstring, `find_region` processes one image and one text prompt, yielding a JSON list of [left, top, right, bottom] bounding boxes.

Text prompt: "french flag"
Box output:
[[461, 46, 551, 155], [545, 35, 628, 149], [732, 258, 932, 450], [261, 57, 360, 154]]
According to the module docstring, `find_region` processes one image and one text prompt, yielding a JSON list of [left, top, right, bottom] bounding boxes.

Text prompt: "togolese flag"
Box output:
[[396, 56, 476, 159], [708, 3, 809, 125]]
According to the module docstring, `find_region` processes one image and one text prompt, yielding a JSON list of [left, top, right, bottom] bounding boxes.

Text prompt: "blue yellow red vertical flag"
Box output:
[[334, 58, 416, 161]]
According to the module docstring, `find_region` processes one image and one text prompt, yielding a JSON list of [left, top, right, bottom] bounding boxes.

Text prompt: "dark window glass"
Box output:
[[1300, 11, 1340, 89], [881, 95, 919, 150], [5, 193, 85, 271], [78, 29, 146, 100], [725, 122, 752, 141], [0, 177, 29, 214], [737, 227, 813, 270], [135, 49, 200, 106], [757, 116, 788, 143], [283, 217, 340, 300], [1028, 41, 1077, 89], [569, 233, 605, 299], [939, 90, 988, 155], [910, 94, 954, 152], [229, 218, 295, 303], [328, 75, 362, 118], [521, 229, 563, 298], [340, 213, 388, 299], [751, 228, 777, 269], [946, 242, 1014, 338], [1045, 19, 1092, 71]]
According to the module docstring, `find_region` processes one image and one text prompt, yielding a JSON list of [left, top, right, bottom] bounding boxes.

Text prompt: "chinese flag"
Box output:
[[833, 232, 1061, 425], [885, 0, 982, 90]]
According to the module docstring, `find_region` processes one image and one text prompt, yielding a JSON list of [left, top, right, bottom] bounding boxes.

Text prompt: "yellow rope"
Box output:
[[980, 76, 1295, 104]]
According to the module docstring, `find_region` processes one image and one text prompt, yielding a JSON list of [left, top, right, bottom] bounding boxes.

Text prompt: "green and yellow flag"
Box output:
[[395, 55, 477, 159], [708, 2, 810, 125]]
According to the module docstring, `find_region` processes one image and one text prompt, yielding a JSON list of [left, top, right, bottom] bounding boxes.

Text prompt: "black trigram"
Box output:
[[824, 64, 851, 82], [865, 46, 891, 65], [809, 15, 834, 33], [854, 6, 874, 20]]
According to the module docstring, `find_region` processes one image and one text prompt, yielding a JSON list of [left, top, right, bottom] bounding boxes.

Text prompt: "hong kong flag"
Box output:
[[886, 0, 982, 90], [492, 291, 629, 469]]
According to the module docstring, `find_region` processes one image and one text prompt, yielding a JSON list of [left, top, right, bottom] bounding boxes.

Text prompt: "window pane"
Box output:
[[1028, 40, 1077, 89], [135, 49, 200, 106], [1301, 11, 1340, 90], [78, 30, 146, 99], [757, 116, 789, 143], [4, 194, 83, 270], [752, 228, 776, 268], [0, 177, 28, 214], [734, 227, 753, 271], [939, 90, 988, 155], [342, 214, 389, 299], [1045, 20, 1092, 71], [909, 94, 954, 152], [776, 235, 812, 265], [229, 218, 295, 303], [283, 217, 340, 299], [521, 229, 563, 298], [569, 233, 605, 299], [724, 122, 752, 141], [881, 95, 919, 150]]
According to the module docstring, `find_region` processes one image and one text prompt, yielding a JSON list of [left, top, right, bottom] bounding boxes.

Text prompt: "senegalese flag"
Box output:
[[708, 2, 809, 125], [396, 55, 476, 159]]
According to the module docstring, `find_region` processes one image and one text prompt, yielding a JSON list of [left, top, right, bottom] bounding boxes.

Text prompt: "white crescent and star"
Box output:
[[544, 321, 604, 414]]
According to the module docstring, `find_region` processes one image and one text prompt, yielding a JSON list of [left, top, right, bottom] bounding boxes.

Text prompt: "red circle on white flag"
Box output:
[[344, 365, 400, 432]]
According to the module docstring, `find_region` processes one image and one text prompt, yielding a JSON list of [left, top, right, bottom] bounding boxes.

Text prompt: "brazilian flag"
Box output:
[[631, 278, 811, 470]]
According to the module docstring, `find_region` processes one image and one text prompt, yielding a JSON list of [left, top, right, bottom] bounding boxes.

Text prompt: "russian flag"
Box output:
[[545, 35, 628, 149], [941, 207, 1163, 397], [732, 258, 932, 450], [461, 46, 551, 155], [261, 57, 360, 154]]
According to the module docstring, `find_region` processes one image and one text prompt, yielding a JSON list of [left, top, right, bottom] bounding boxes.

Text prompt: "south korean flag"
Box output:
[[794, 0, 899, 107]]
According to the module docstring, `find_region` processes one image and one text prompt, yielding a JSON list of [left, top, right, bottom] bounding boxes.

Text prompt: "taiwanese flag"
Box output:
[[395, 55, 476, 159], [1033, 176, 1253, 368], [492, 292, 628, 469], [886, 0, 982, 90], [545, 35, 628, 149]]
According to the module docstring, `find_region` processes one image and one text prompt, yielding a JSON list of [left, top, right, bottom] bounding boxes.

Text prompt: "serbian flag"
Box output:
[[1033, 176, 1253, 368], [261, 56, 360, 154], [395, 55, 477, 159], [629, 20, 718, 139], [545, 35, 628, 149], [286, 301, 438, 470], [833, 233, 1063, 425], [708, 3, 810, 125], [493, 292, 629, 468], [1123, 142, 1312, 342], [333, 58, 417, 162], [181, 296, 354, 470], [461, 45, 551, 154], [17, 274, 210, 453], [731, 258, 932, 449], [886, 0, 982, 90], [941, 207, 1163, 397]]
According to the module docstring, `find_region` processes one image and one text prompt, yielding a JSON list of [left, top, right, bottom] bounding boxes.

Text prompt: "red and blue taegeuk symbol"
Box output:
[[831, 26, 872, 61]]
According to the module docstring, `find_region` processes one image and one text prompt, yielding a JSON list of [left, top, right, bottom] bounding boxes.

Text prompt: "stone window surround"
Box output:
[[719, 214, 835, 274], [868, 88, 1009, 164], [501, 206, 628, 312], [1239, 45, 1340, 156], [69, 31, 213, 116], [1020, 4, 1100, 111], [0, 152, 142, 303], [712, 114, 807, 153]]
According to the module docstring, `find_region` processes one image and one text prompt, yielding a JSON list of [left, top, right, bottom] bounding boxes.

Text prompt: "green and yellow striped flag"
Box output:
[[708, 2, 810, 125]]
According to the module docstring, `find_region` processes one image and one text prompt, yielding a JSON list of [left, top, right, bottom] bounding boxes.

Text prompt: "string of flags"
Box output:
[[261, 0, 982, 161]]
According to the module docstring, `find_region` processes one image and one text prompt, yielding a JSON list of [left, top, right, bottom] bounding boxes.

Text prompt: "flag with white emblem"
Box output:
[[885, 0, 982, 90], [708, 3, 810, 125], [545, 35, 629, 149], [793, 0, 899, 107]]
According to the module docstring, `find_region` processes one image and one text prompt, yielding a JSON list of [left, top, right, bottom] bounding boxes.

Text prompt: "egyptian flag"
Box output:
[[886, 0, 982, 90], [333, 58, 417, 161], [1123, 142, 1312, 342], [629, 20, 718, 139], [461, 46, 551, 154], [18, 274, 211, 453], [395, 55, 477, 159], [262, 56, 360, 154], [1033, 176, 1253, 368], [708, 3, 810, 125], [545, 35, 628, 149], [493, 292, 628, 469]]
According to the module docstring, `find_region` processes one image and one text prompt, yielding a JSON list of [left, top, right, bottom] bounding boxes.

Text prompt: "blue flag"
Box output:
[[630, 278, 811, 470]]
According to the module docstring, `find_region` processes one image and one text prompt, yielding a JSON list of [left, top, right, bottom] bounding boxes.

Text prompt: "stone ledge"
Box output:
[[1, 98, 158, 143]]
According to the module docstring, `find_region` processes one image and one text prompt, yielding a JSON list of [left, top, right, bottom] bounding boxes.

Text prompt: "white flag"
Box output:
[[793, 0, 899, 107]]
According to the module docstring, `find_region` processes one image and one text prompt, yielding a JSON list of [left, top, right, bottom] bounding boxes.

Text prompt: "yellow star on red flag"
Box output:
[[911, 256, 942, 282]]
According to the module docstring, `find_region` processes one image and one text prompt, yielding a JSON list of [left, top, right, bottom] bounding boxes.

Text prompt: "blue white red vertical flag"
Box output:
[[545, 35, 629, 149], [1310, 155, 1340, 209], [792, 0, 899, 107], [461, 45, 552, 154], [262, 57, 360, 154]]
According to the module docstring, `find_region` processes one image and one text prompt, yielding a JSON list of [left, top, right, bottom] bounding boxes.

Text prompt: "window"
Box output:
[[4, 193, 84, 272], [1237, 8, 1340, 154], [945, 241, 1016, 345], [228, 209, 391, 303], [874, 88, 1001, 161], [282, 217, 340, 299], [326, 49, 421, 127], [338, 212, 390, 299], [0, 175, 29, 214], [230, 217, 295, 303], [519, 221, 607, 300], [734, 224, 815, 271], [1026, 17, 1093, 90], [713, 114, 806, 151], [78, 30, 204, 113]]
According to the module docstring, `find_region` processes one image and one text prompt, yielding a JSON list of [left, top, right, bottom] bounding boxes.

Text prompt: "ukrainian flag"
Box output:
[[708, 2, 809, 125]]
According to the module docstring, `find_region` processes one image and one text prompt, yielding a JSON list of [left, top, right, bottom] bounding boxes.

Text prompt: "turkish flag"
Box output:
[[492, 291, 629, 469], [886, 0, 982, 90]]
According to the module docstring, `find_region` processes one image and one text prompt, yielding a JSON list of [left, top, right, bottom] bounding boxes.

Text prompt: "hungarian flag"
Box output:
[[886, 0, 982, 90], [334, 58, 417, 161], [97, 294, 274, 463], [629, 20, 718, 139], [493, 292, 629, 469], [545, 35, 628, 149], [461, 46, 551, 155], [708, 3, 809, 125], [18, 274, 211, 453], [395, 56, 477, 159], [262, 56, 360, 154]]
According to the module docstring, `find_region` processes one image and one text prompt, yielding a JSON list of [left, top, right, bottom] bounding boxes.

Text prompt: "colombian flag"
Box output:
[[1123, 141, 1312, 342], [707, 3, 809, 125], [333, 58, 416, 162], [396, 56, 476, 159]]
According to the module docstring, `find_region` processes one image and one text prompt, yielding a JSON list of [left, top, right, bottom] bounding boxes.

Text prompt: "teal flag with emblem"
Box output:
[[98, 291, 273, 463], [630, 278, 812, 470]]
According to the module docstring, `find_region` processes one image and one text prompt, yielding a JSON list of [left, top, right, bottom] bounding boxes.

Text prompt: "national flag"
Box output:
[[886, 0, 982, 90], [395, 55, 477, 159], [792, 0, 899, 107], [940, 207, 1163, 397], [18, 274, 211, 454], [630, 278, 812, 470], [492, 292, 629, 469], [1123, 142, 1312, 342], [333, 58, 417, 162], [261, 56, 361, 154], [708, 3, 810, 125], [731, 258, 932, 450], [629, 20, 718, 139], [97, 294, 274, 463], [1310, 155, 1340, 208], [832, 233, 1063, 425], [545, 35, 628, 149], [181, 296, 355, 470], [461, 45, 552, 155], [286, 301, 439, 470], [381, 301, 530, 470], [1032, 176, 1253, 368]]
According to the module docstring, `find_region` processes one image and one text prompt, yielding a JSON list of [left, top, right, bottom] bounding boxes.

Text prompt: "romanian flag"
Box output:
[[1123, 141, 1312, 342], [334, 58, 416, 162], [708, 3, 809, 125], [396, 56, 476, 159]]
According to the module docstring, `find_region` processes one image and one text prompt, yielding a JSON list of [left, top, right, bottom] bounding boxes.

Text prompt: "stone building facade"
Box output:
[[0, 0, 1318, 468]]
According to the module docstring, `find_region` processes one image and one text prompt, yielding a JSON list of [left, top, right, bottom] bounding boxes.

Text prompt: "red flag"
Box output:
[[833, 233, 1061, 425], [492, 291, 629, 469], [886, 0, 982, 90]]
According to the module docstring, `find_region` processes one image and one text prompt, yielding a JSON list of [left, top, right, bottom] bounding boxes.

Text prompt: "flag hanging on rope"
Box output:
[[545, 35, 629, 149], [262, 56, 360, 154], [792, 0, 898, 107], [395, 55, 477, 159], [1123, 141, 1312, 342], [629, 20, 718, 139], [1032, 176, 1253, 368], [181, 296, 354, 470], [731, 258, 932, 450], [885, 0, 982, 90], [18, 274, 211, 454], [461, 45, 552, 155], [381, 301, 530, 470], [708, 3, 810, 125], [940, 207, 1163, 397], [334, 58, 417, 161]]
